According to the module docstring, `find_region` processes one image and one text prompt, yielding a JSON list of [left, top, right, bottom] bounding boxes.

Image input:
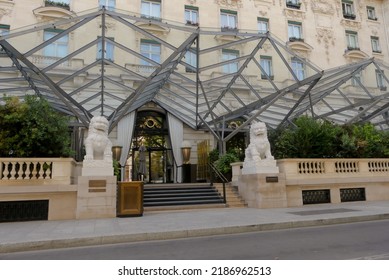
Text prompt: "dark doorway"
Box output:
[[131, 111, 174, 184]]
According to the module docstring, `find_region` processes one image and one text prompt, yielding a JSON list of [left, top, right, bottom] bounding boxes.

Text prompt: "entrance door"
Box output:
[[131, 111, 174, 184]]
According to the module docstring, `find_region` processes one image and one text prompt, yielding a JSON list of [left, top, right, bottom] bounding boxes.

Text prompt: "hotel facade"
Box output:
[[1, 0, 389, 183]]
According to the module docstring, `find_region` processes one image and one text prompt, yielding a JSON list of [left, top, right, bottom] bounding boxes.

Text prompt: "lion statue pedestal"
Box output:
[[241, 121, 279, 174], [81, 116, 114, 176], [77, 116, 116, 219], [238, 122, 286, 209]]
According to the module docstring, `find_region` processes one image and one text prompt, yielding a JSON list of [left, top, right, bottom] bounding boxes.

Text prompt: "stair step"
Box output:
[[143, 183, 224, 208]]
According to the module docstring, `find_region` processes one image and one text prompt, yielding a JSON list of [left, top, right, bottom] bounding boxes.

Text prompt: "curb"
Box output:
[[1, 213, 389, 254]]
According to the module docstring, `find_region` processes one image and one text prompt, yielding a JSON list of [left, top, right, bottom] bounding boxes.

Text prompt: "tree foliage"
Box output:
[[270, 116, 389, 159], [0, 95, 72, 157]]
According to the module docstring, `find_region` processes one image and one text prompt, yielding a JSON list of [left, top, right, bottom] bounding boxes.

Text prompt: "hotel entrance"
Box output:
[[131, 111, 174, 184]]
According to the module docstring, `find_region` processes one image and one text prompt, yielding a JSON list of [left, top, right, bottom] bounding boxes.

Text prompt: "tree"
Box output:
[[0, 95, 72, 157]]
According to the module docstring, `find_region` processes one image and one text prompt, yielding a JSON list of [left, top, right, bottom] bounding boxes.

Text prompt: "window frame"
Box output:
[[99, 0, 115, 11], [376, 70, 386, 90], [288, 21, 303, 41], [371, 36, 381, 53], [220, 9, 237, 31], [257, 17, 269, 34], [185, 5, 199, 26], [140, 39, 161, 66], [97, 37, 115, 61], [185, 48, 197, 73], [291, 57, 305, 81], [43, 28, 69, 58], [222, 49, 239, 73], [367, 6, 377, 20], [342, 0, 356, 19], [141, 0, 161, 21], [260, 56, 273, 79], [346, 30, 359, 50]]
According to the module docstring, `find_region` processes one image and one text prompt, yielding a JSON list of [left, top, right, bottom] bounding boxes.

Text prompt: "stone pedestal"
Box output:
[[81, 160, 114, 176], [242, 159, 279, 175], [238, 173, 287, 208], [76, 176, 117, 219]]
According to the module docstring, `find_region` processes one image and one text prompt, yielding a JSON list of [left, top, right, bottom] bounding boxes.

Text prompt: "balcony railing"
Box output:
[[186, 20, 199, 26], [347, 46, 360, 51], [286, 1, 301, 9], [289, 37, 304, 42], [343, 13, 356, 20], [221, 26, 238, 32], [44, 0, 70, 10]]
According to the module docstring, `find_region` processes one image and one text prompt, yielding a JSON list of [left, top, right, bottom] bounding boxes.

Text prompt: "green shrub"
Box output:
[[0, 95, 72, 157]]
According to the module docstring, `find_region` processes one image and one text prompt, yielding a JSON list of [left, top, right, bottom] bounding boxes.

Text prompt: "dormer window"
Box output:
[[342, 0, 356, 20]]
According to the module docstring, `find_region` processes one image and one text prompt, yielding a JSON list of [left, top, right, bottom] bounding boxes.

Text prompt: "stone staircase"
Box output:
[[213, 183, 247, 208], [143, 182, 247, 211], [143, 183, 225, 211]]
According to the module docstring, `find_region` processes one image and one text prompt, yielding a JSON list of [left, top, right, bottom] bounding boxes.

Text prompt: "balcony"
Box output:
[[368, 16, 378, 21], [221, 26, 238, 32], [186, 20, 199, 27], [343, 13, 356, 20], [44, 0, 70, 10], [289, 37, 304, 42], [261, 74, 274, 80], [286, 1, 301, 9], [347, 46, 360, 51]]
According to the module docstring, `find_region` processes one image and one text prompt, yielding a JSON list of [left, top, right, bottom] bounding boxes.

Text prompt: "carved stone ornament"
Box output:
[[187, 0, 197, 5], [253, 0, 274, 8], [341, 19, 362, 29], [284, 9, 306, 20], [242, 121, 279, 174], [0, 8, 11, 20], [311, 0, 335, 15], [84, 116, 113, 162], [316, 28, 335, 60], [214, 0, 243, 9]]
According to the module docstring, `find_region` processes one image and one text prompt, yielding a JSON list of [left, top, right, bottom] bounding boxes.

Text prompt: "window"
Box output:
[[291, 58, 305, 81], [141, 39, 161, 66], [222, 49, 239, 73], [257, 18, 269, 34], [288, 21, 303, 41], [0, 24, 10, 36], [260, 56, 273, 79], [342, 1, 355, 19], [185, 5, 199, 26], [185, 49, 197, 72], [99, 0, 115, 11], [346, 31, 359, 50], [221, 9, 237, 31], [286, 0, 301, 9], [367, 6, 377, 20], [97, 38, 114, 61], [43, 29, 68, 57], [351, 71, 362, 86], [141, 0, 161, 20], [371, 36, 381, 53], [376, 70, 386, 90]]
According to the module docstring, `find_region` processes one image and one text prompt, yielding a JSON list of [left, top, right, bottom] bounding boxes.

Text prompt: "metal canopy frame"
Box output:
[[1, 7, 389, 149]]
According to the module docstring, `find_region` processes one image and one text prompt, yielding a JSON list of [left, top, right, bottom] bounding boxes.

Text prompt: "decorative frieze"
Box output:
[[340, 19, 362, 30], [284, 8, 305, 20], [311, 0, 335, 15], [214, 0, 243, 9]]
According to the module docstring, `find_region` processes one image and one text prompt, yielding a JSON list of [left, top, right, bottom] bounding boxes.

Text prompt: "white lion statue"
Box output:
[[245, 121, 274, 161], [84, 116, 112, 161]]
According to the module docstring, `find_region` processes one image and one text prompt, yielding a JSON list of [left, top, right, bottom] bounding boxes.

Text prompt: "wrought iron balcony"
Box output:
[[286, 1, 301, 9], [221, 26, 238, 32], [186, 20, 199, 26], [289, 37, 304, 42], [343, 13, 356, 20], [44, 0, 70, 10], [347, 46, 360, 51]]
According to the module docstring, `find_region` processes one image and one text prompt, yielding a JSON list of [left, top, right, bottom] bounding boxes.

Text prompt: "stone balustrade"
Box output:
[[0, 158, 79, 185]]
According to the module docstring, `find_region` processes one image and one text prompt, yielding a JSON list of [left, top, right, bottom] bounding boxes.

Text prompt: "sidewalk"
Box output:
[[1, 201, 389, 253]]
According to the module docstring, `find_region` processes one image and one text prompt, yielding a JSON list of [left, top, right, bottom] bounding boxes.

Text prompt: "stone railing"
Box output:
[[277, 158, 389, 178], [231, 158, 389, 181], [0, 158, 78, 185], [30, 55, 72, 68]]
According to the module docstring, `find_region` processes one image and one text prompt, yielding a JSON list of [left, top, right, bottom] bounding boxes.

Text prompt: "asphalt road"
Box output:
[[1, 220, 389, 260]]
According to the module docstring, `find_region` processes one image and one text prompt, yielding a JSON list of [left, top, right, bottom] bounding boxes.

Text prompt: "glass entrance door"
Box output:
[[131, 110, 174, 184], [132, 147, 174, 183]]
